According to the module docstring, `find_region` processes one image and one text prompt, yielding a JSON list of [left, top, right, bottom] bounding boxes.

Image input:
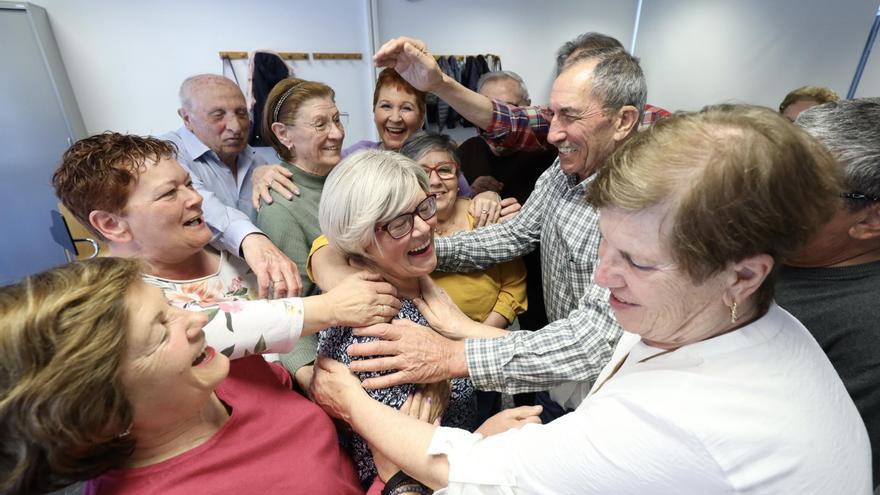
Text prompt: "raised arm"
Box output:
[[374, 37, 495, 130]]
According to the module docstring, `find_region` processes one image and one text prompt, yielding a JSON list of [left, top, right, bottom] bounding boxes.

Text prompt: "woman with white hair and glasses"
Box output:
[[316, 149, 477, 488]]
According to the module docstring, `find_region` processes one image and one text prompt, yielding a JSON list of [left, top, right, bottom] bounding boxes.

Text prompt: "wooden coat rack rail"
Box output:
[[219, 51, 361, 61], [433, 53, 500, 62]]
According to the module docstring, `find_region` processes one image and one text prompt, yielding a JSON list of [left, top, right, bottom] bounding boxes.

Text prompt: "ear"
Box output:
[[611, 105, 640, 141], [722, 254, 774, 307], [178, 107, 194, 131], [89, 210, 133, 244], [849, 203, 880, 241], [271, 122, 294, 151]]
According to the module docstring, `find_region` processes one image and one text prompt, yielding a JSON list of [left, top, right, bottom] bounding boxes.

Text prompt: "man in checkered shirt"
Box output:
[[312, 35, 647, 419]]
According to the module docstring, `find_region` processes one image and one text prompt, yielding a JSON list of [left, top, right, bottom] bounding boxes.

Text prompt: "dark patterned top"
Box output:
[[318, 298, 477, 486]]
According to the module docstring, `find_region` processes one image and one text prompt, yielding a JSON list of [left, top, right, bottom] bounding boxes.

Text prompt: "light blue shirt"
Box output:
[[162, 126, 267, 255]]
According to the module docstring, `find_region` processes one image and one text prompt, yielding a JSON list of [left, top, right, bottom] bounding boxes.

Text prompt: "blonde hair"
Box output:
[[0, 258, 142, 493], [319, 150, 429, 258], [779, 86, 840, 114], [589, 104, 842, 313]]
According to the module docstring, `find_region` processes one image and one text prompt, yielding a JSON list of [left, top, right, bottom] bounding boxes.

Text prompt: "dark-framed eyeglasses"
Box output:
[[377, 194, 437, 239], [421, 161, 458, 180], [841, 191, 880, 202]]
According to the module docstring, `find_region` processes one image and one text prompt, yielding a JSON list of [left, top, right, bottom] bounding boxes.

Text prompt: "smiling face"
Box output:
[[417, 149, 459, 219], [594, 205, 733, 349], [373, 85, 423, 151], [120, 281, 228, 430], [181, 79, 250, 164], [365, 191, 437, 289], [119, 157, 212, 264], [547, 61, 620, 180], [288, 97, 345, 174]]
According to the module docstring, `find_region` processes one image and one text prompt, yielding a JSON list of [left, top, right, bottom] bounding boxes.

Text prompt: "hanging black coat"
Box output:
[[248, 51, 291, 146]]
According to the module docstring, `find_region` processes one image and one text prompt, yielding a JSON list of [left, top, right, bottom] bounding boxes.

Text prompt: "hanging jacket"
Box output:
[[248, 51, 291, 146]]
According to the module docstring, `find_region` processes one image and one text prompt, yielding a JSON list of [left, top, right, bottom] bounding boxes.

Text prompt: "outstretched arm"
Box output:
[[374, 37, 495, 130]]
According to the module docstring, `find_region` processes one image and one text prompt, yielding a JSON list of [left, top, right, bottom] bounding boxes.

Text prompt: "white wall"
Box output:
[[375, 0, 638, 106], [38, 0, 376, 143], [854, 10, 880, 98], [635, 0, 879, 112]]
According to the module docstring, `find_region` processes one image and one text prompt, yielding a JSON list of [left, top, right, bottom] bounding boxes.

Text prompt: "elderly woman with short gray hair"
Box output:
[[316, 149, 477, 488]]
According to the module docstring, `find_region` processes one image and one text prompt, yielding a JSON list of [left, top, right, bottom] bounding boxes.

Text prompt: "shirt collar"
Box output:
[[175, 126, 213, 161]]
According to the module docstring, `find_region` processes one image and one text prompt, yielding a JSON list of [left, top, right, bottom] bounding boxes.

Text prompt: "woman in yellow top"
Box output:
[[399, 132, 527, 328]]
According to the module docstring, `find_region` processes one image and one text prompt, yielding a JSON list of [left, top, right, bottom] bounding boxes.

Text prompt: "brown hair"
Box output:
[[779, 86, 840, 114], [589, 104, 842, 314], [0, 257, 142, 494], [372, 68, 427, 119], [261, 78, 335, 162], [53, 133, 177, 240]]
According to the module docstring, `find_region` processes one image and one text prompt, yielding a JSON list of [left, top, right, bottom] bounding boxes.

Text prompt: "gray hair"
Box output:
[[399, 131, 460, 165], [178, 74, 239, 110], [564, 49, 647, 119], [555, 32, 625, 75], [797, 97, 880, 210], [319, 150, 429, 258], [476, 71, 530, 104]]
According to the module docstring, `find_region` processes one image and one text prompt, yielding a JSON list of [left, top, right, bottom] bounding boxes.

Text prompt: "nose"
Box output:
[[224, 113, 244, 134], [427, 169, 442, 185], [548, 115, 566, 146], [389, 108, 403, 122], [413, 213, 434, 237], [186, 311, 209, 340], [185, 186, 203, 208], [593, 240, 619, 289], [328, 120, 344, 140]]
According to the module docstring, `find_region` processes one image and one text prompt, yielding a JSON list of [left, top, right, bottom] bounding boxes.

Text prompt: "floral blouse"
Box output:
[[143, 250, 303, 360]]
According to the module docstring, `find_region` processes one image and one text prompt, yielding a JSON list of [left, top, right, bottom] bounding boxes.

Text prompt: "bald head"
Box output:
[[177, 74, 250, 165]]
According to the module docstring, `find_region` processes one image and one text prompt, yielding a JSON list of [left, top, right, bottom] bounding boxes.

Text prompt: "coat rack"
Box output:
[[219, 51, 361, 61]]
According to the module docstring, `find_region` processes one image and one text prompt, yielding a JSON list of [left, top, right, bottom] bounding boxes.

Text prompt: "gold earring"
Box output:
[[730, 301, 738, 324]]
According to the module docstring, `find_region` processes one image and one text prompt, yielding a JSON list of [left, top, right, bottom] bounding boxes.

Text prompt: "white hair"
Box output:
[[319, 150, 429, 258]]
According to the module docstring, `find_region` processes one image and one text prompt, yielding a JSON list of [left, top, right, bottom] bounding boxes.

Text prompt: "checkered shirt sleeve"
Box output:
[[479, 100, 553, 155]]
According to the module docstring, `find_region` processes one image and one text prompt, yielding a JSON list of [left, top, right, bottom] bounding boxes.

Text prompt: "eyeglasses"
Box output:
[[294, 112, 349, 135], [377, 194, 437, 239], [841, 192, 880, 202], [421, 161, 458, 180]]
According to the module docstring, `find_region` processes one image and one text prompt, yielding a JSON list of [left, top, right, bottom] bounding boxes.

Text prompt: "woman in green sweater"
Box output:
[[256, 78, 347, 371]]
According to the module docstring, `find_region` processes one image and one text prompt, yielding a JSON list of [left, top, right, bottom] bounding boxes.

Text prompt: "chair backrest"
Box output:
[[50, 209, 100, 261]]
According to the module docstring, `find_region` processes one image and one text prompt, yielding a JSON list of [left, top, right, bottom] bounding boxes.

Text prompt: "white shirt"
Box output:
[[428, 304, 871, 494]]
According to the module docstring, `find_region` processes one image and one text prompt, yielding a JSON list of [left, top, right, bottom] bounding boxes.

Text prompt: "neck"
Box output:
[[218, 153, 239, 177], [125, 394, 229, 468], [788, 245, 880, 268], [293, 161, 334, 177], [110, 245, 216, 280], [645, 301, 762, 351]]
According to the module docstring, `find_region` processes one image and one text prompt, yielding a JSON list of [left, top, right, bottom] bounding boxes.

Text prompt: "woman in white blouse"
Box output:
[[309, 106, 872, 494]]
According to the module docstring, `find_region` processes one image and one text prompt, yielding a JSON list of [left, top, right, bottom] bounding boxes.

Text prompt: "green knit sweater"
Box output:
[[256, 161, 328, 371]]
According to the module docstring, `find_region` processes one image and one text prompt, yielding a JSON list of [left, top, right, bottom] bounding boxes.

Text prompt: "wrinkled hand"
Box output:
[[470, 175, 503, 195], [251, 164, 300, 211], [346, 319, 461, 388], [370, 389, 439, 482], [310, 356, 366, 423], [499, 197, 521, 221], [475, 405, 543, 438], [412, 276, 477, 340], [373, 37, 444, 93], [324, 271, 401, 327], [240, 233, 302, 298], [469, 191, 502, 227]]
